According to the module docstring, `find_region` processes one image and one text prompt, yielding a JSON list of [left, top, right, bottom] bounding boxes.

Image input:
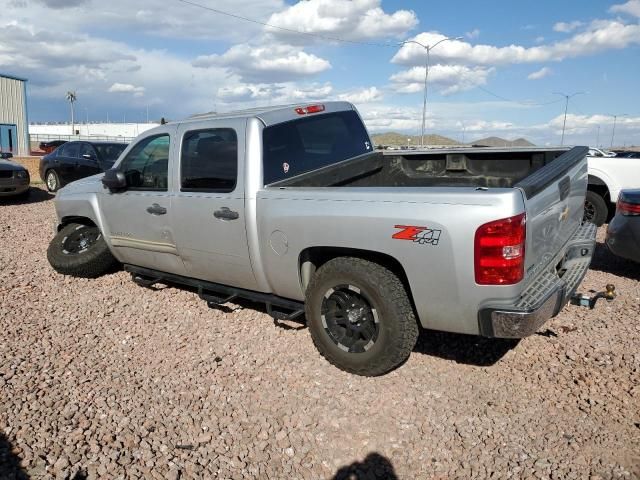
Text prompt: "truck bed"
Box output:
[[270, 147, 571, 189]]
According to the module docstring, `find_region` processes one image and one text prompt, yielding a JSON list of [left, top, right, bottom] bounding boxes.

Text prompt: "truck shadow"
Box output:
[[589, 241, 640, 281], [0, 433, 29, 480], [332, 452, 398, 480], [413, 330, 519, 367]]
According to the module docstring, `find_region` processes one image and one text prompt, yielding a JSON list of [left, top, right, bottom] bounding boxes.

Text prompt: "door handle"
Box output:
[[146, 203, 167, 215], [214, 207, 239, 221]]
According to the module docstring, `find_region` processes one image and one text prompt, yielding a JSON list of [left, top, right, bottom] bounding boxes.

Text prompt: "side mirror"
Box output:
[[102, 169, 127, 191]]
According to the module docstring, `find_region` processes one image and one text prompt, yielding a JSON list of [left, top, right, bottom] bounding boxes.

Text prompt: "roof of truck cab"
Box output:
[[185, 101, 356, 127]]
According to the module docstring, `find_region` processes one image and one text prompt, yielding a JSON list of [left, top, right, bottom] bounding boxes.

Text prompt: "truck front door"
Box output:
[[171, 120, 258, 291], [98, 128, 187, 276]]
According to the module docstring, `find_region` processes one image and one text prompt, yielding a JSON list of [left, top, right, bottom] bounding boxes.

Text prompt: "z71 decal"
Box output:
[[392, 225, 442, 246]]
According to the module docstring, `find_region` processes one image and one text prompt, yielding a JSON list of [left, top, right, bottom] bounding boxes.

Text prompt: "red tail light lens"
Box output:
[[295, 104, 325, 115], [617, 199, 640, 216], [474, 213, 526, 285]]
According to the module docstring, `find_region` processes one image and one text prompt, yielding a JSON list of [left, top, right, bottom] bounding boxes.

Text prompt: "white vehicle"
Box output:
[[588, 147, 616, 158], [586, 152, 640, 225]]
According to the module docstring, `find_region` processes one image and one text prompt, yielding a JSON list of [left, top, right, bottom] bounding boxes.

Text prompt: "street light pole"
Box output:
[[610, 114, 628, 148], [554, 91, 585, 145], [402, 36, 463, 148]]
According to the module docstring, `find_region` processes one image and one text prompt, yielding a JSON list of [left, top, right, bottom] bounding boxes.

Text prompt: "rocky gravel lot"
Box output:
[[1, 187, 639, 479]]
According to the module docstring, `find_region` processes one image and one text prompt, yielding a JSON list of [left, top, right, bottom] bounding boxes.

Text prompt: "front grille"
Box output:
[[0, 171, 13, 178]]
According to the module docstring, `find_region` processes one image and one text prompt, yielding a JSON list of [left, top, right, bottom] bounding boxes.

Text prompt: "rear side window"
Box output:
[[94, 143, 127, 163], [119, 135, 170, 191], [181, 128, 237, 193], [263, 110, 371, 184], [59, 142, 80, 158]]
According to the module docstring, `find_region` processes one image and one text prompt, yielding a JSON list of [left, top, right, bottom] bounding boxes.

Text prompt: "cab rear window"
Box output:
[[262, 110, 371, 185]]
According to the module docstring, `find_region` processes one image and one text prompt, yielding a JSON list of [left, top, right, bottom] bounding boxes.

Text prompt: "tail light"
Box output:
[[474, 213, 526, 285], [616, 199, 640, 216], [295, 104, 325, 115]]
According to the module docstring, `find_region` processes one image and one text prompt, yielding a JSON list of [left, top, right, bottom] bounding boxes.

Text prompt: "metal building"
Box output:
[[0, 73, 29, 156]]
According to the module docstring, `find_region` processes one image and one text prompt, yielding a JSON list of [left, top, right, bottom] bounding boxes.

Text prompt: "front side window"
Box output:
[[262, 110, 372, 184], [119, 134, 170, 191], [181, 128, 237, 193], [79, 143, 97, 162]]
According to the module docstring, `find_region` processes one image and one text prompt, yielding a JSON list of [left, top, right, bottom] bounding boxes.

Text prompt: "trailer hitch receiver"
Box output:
[[570, 284, 616, 309]]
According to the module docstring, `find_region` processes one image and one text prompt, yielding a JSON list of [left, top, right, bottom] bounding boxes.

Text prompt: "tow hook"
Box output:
[[571, 284, 616, 309]]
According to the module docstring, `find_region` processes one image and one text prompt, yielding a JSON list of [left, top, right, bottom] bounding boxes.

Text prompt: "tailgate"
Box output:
[[515, 146, 589, 280]]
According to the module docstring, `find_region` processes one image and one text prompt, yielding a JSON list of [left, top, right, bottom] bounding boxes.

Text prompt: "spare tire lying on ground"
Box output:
[[47, 223, 117, 278]]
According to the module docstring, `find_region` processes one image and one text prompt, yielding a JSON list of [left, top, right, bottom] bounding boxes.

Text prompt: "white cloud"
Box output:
[[465, 29, 480, 40], [108, 83, 145, 96], [610, 0, 640, 17], [337, 87, 383, 104], [553, 21, 584, 33], [527, 66, 552, 80], [216, 82, 333, 106], [390, 65, 494, 95], [11, 0, 285, 41], [266, 0, 417, 43], [392, 20, 640, 67], [193, 44, 331, 83]]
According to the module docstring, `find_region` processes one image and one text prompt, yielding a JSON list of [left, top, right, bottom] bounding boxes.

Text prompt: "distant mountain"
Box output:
[[470, 137, 535, 147], [371, 132, 459, 146], [372, 132, 536, 148]]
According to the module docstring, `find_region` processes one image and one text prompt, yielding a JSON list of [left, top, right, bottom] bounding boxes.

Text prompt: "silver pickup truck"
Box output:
[[47, 101, 608, 376]]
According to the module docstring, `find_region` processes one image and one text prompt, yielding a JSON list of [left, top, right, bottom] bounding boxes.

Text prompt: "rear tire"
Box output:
[[45, 169, 60, 192], [47, 223, 117, 278], [584, 191, 608, 226], [305, 257, 419, 376]]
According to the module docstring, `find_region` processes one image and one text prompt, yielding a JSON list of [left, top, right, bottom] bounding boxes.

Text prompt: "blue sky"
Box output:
[[2, 0, 640, 145]]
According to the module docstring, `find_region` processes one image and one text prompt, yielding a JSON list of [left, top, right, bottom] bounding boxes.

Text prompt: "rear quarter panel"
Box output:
[[257, 187, 526, 335]]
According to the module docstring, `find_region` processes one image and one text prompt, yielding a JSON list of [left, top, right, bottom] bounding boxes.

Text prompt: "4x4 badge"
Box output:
[[392, 225, 442, 246]]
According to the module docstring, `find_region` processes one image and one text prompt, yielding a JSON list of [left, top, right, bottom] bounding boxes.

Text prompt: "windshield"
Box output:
[[95, 143, 128, 163], [262, 110, 372, 184]]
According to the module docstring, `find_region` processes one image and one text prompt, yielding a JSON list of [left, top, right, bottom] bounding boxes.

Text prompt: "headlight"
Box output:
[[14, 170, 29, 179]]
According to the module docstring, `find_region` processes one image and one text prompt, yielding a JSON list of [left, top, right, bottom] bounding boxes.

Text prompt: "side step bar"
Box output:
[[124, 265, 305, 321]]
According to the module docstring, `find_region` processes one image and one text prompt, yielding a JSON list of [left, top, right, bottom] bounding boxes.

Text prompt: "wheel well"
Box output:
[[587, 175, 610, 203], [299, 246, 416, 308], [58, 216, 97, 232]]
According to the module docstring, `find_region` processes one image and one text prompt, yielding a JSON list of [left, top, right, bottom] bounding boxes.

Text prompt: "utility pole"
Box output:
[[66, 91, 77, 135], [553, 91, 585, 145], [402, 36, 464, 148], [610, 114, 628, 148]]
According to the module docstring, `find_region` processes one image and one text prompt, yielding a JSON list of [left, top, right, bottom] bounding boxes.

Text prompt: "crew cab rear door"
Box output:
[[515, 147, 589, 280], [171, 118, 258, 291]]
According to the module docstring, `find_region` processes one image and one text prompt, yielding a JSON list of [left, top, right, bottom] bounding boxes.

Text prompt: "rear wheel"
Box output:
[[45, 169, 60, 192], [47, 223, 117, 278], [305, 257, 419, 376], [583, 190, 608, 226]]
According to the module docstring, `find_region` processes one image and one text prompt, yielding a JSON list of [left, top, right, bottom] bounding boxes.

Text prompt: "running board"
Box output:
[[124, 265, 305, 321]]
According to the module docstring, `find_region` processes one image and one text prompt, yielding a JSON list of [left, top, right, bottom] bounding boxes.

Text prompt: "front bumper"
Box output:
[[479, 222, 597, 338], [0, 179, 30, 197]]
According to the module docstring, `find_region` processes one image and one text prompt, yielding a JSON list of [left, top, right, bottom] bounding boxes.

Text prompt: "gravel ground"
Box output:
[[1, 187, 639, 480]]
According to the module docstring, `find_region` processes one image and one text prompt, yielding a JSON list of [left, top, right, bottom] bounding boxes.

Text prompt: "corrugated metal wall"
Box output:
[[0, 75, 29, 156]]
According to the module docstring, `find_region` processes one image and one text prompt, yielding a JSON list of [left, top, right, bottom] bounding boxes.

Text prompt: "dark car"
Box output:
[[39, 140, 67, 154], [39, 141, 128, 192], [0, 158, 30, 198], [606, 189, 640, 263], [0, 152, 13, 159]]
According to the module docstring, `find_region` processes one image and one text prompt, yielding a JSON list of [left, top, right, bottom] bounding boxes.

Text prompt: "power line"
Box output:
[[176, 0, 402, 47], [476, 85, 564, 107]]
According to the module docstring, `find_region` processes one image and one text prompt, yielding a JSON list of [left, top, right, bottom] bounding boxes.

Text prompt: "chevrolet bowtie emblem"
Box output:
[[559, 205, 570, 222]]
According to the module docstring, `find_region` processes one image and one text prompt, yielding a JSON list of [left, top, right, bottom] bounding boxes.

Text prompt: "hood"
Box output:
[[57, 173, 105, 196], [0, 159, 26, 171]]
